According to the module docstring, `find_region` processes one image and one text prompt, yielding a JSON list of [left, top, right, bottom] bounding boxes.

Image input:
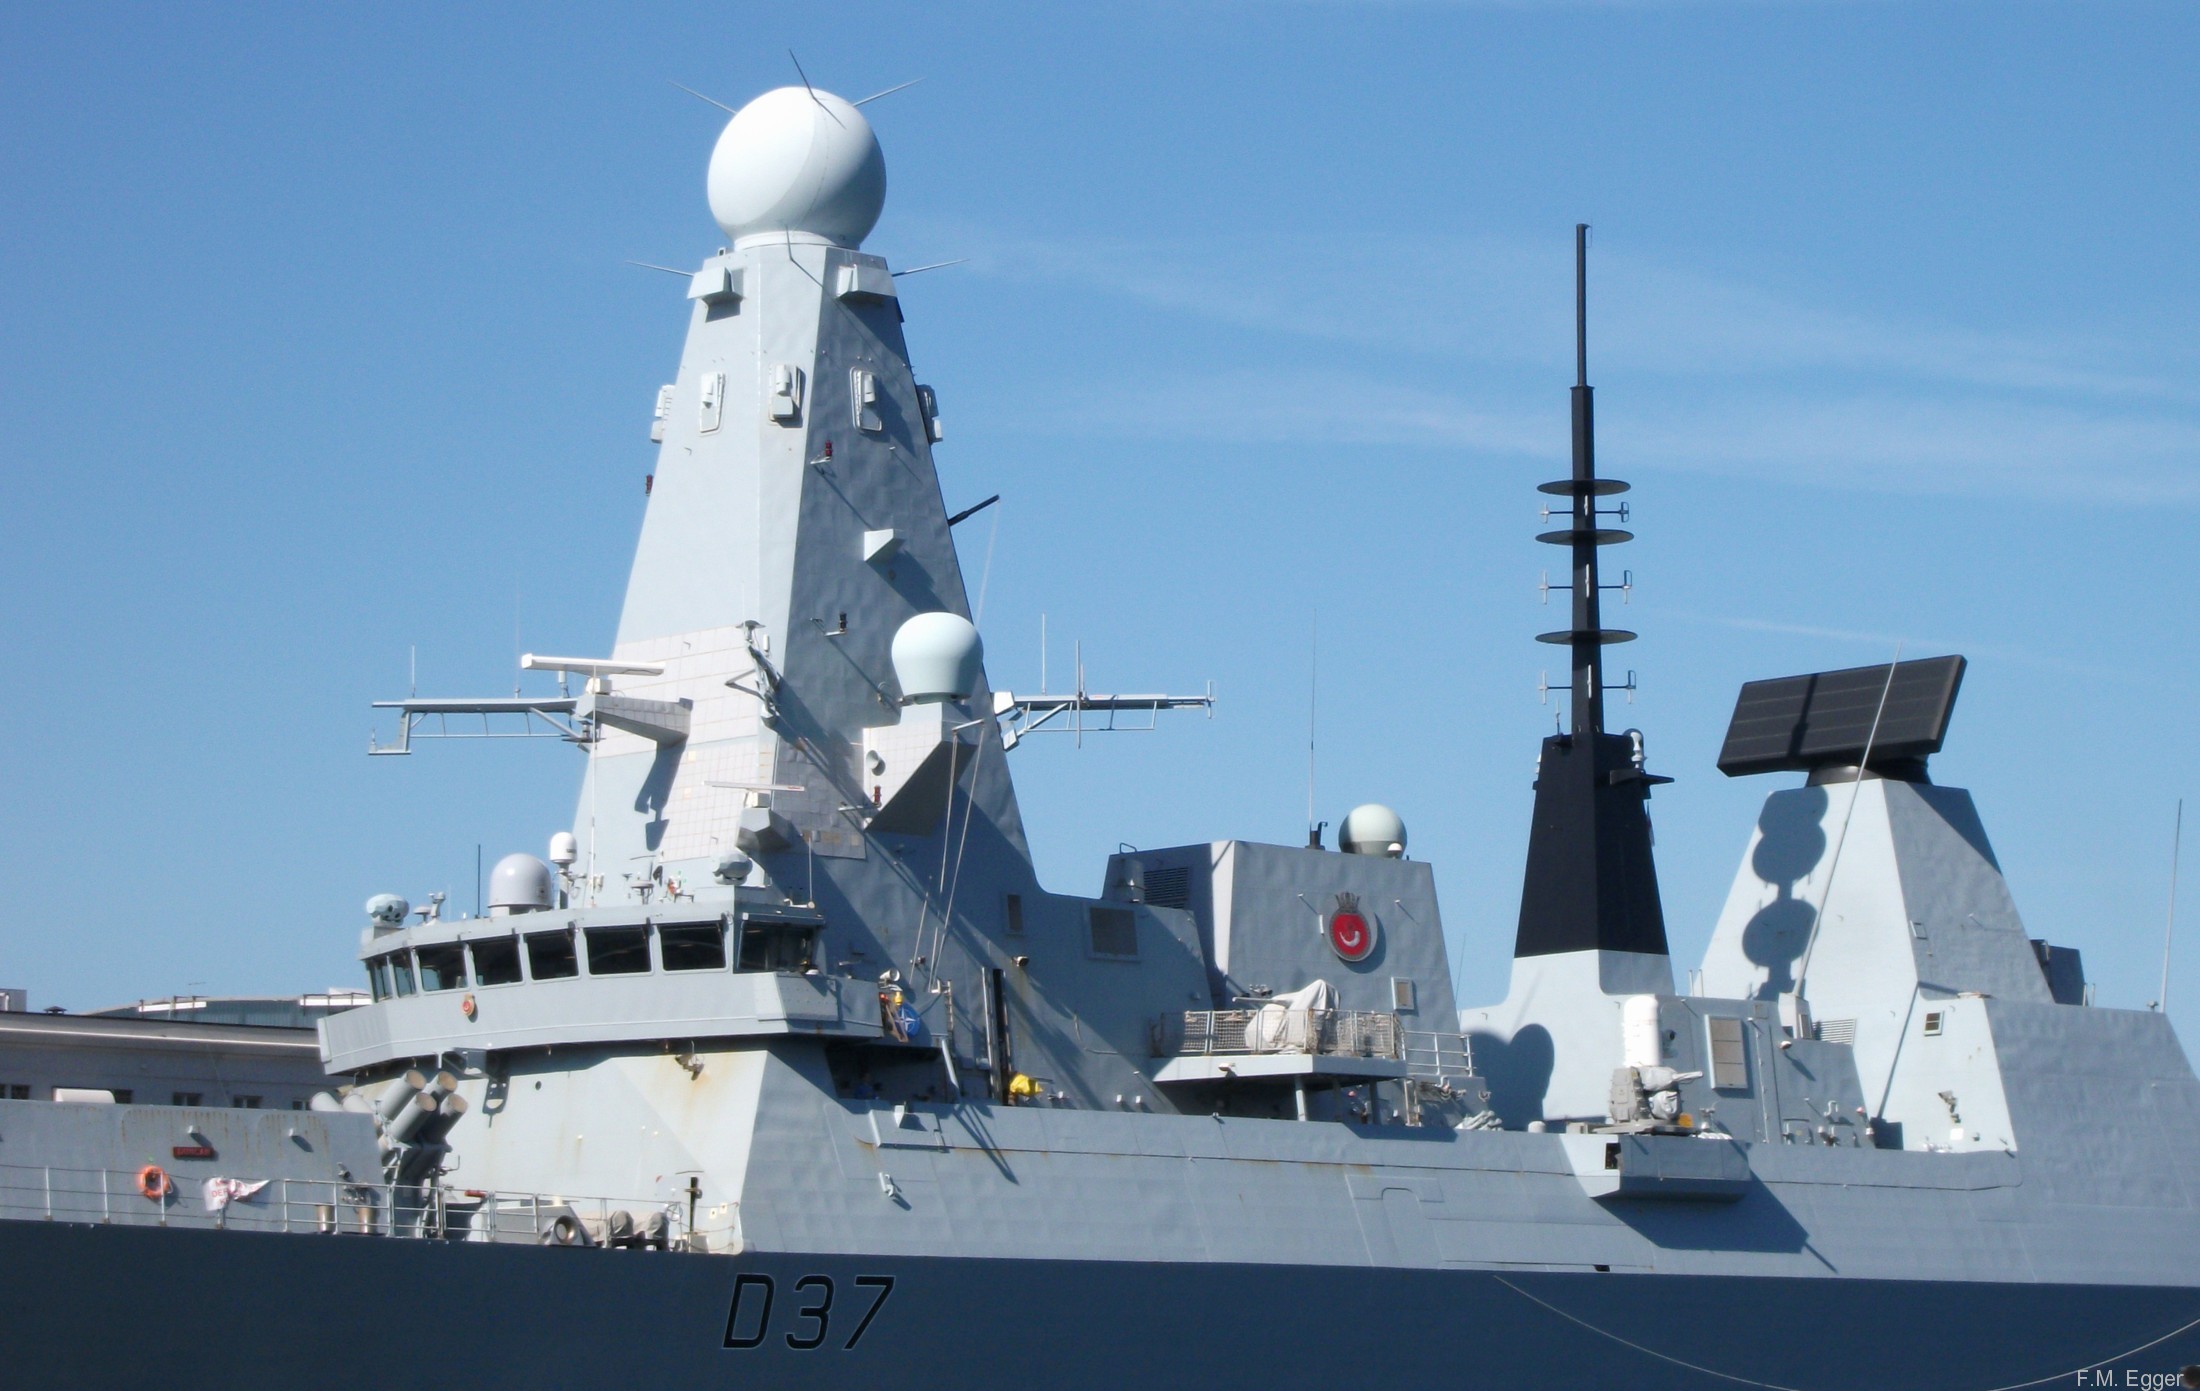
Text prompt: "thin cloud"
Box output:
[[943, 227, 2200, 503], [955, 228, 2188, 405], [989, 357, 2200, 503], [988, 366, 1561, 457], [1619, 394, 2200, 502], [1653, 608, 2115, 683]]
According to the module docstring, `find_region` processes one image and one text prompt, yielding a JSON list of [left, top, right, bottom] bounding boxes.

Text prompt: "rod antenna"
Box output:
[[1307, 608, 1319, 847], [1576, 223, 1589, 388], [2161, 799, 2185, 1011], [1794, 646, 1903, 1004], [853, 78, 924, 107], [788, 51, 844, 126], [669, 81, 737, 115]]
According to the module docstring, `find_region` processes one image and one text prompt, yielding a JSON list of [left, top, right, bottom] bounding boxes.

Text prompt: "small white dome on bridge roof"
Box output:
[[1339, 803, 1406, 857], [707, 86, 886, 247], [487, 853, 555, 915]]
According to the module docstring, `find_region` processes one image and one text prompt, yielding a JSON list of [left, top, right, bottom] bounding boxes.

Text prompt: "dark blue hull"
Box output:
[[6, 1219, 2196, 1389]]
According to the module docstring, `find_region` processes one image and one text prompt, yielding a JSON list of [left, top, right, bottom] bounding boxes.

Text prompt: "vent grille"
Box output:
[[1144, 866, 1192, 910], [1817, 1018, 1857, 1047], [1088, 906, 1138, 960]]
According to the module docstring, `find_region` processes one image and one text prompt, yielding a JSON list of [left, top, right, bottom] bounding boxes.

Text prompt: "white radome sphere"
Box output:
[[1339, 803, 1407, 857], [891, 612, 983, 703], [707, 86, 886, 246]]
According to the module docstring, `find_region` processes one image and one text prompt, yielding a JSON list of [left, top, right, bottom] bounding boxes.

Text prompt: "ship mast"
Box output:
[[1549, 222, 1631, 739], [1513, 225, 1671, 961]]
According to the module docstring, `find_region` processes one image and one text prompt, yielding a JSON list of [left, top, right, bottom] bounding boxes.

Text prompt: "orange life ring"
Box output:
[[136, 1164, 172, 1200]]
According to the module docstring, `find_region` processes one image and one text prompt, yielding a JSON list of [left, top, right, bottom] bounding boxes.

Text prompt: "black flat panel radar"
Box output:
[[1717, 655, 1966, 778]]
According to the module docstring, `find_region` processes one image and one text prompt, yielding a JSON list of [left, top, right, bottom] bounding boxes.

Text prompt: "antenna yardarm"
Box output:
[[1535, 224, 1638, 737]]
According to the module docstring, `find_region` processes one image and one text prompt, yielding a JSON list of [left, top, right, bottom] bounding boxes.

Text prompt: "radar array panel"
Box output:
[[1716, 655, 1966, 778]]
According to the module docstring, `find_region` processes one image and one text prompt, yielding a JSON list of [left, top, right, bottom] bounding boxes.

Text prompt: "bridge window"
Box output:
[[526, 929, 579, 981], [416, 944, 466, 992], [470, 937, 523, 987], [586, 926, 652, 976], [367, 957, 393, 1001], [737, 920, 816, 972], [389, 954, 417, 997], [660, 923, 727, 971]]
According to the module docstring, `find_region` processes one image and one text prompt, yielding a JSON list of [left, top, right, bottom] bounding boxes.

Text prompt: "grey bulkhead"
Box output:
[[1702, 777, 2054, 1153]]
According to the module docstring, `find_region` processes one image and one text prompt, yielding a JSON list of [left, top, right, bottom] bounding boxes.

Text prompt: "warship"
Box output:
[[4, 83, 2199, 1390]]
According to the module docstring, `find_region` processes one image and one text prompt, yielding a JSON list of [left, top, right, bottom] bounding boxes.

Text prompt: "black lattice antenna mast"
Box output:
[[1513, 223, 1671, 962], [1537, 224, 1636, 732]]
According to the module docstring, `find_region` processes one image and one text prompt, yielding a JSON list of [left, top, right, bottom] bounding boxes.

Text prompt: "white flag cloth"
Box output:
[[201, 1177, 270, 1212]]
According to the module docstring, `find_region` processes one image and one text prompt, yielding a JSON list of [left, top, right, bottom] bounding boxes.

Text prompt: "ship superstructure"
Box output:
[[5, 82, 2200, 1391]]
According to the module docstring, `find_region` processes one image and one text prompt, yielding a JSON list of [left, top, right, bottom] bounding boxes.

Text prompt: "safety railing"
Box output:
[[1157, 1010, 1475, 1079], [1162, 1007, 1404, 1060], [0, 1162, 736, 1252], [1402, 1030, 1475, 1084]]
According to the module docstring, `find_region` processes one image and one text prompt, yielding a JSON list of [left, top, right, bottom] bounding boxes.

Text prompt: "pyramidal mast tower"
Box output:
[[568, 86, 1032, 901], [1461, 226, 1674, 1124], [366, 86, 1219, 1120]]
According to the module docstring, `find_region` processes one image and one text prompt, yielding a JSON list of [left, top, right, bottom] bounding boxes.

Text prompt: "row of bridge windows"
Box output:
[[365, 919, 818, 1002]]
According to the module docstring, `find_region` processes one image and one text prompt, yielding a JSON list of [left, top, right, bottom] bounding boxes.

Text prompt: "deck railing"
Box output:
[[1158, 1009, 1475, 1084], [1402, 1029, 1476, 1084], [1162, 1008, 1401, 1059], [0, 1162, 732, 1251]]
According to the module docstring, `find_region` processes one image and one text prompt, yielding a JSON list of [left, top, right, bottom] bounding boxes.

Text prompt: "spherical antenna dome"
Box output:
[[487, 853, 555, 916], [891, 612, 983, 703], [1339, 803, 1407, 857], [707, 86, 886, 246]]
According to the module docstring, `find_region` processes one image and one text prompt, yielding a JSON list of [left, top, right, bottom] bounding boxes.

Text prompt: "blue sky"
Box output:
[[3, 3, 2197, 1029]]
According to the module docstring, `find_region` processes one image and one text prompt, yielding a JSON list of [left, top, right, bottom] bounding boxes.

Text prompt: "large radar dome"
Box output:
[[707, 86, 886, 247]]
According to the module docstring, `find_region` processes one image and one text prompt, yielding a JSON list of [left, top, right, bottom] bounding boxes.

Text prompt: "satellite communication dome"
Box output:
[[1339, 803, 1407, 857], [487, 854, 556, 916], [707, 86, 886, 247], [891, 611, 983, 703]]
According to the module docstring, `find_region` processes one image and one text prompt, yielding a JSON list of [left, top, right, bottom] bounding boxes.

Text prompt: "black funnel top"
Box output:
[[1514, 226, 1671, 960]]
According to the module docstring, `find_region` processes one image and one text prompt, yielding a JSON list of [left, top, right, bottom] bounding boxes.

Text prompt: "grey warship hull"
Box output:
[[7, 1220, 2197, 1389]]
